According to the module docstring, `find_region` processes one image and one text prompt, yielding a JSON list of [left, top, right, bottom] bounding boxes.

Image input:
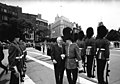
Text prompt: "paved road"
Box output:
[[0, 48, 120, 84]]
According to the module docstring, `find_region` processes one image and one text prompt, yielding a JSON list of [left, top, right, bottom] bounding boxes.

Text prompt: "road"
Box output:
[[0, 48, 120, 84]]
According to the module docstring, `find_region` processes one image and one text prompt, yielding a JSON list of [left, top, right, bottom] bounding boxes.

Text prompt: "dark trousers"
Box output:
[[66, 68, 78, 84], [87, 55, 94, 77], [9, 71, 19, 84], [0, 61, 7, 70], [54, 64, 65, 84], [97, 59, 106, 84]]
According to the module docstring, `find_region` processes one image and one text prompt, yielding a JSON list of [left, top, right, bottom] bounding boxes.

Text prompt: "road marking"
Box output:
[[27, 55, 97, 84], [24, 75, 36, 84], [28, 51, 98, 82], [28, 51, 51, 58]]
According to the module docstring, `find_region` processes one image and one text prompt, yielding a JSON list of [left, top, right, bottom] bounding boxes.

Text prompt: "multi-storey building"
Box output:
[[0, 2, 22, 23], [21, 13, 37, 42], [51, 15, 73, 38], [21, 13, 48, 42], [35, 14, 48, 42]]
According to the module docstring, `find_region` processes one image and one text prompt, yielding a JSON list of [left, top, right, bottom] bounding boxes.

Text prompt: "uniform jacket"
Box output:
[[85, 37, 96, 55], [76, 40, 86, 56], [65, 43, 81, 69], [51, 43, 66, 68], [8, 41, 23, 70], [95, 38, 110, 59]]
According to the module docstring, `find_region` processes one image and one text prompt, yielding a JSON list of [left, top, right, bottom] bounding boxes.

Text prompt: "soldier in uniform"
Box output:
[[8, 33, 23, 84], [76, 31, 85, 63], [95, 25, 109, 84], [63, 27, 82, 84], [19, 38, 27, 81], [85, 27, 96, 78], [76, 31, 86, 72]]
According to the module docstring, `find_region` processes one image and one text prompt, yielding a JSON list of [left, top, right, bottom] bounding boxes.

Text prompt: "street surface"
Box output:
[[0, 47, 120, 84]]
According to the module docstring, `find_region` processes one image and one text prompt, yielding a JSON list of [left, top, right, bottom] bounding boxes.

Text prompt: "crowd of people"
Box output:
[[50, 23, 110, 84]]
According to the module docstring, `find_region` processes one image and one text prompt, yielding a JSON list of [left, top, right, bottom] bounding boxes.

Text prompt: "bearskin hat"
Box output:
[[63, 27, 73, 41], [78, 30, 85, 40], [97, 25, 108, 38], [86, 27, 94, 39]]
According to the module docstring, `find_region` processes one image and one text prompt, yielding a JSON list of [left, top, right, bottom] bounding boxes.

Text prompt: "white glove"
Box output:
[[78, 60, 84, 71], [61, 54, 65, 59], [52, 59, 57, 64]]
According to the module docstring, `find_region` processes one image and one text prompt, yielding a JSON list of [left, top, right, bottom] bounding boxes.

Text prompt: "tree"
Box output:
[[0, 18, 33, 41], [106, 29, 120, 41]]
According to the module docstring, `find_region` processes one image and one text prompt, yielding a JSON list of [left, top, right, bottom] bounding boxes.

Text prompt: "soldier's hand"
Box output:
[[14, 72, 19, 78], [106, 58, 109, 61], [52, 59, 57, 64], [13, 66, 19, 73]]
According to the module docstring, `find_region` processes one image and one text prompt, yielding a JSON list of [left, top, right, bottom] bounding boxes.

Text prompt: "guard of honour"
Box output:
[[0, 23, 110, 84], [51, 24, 110, 84]]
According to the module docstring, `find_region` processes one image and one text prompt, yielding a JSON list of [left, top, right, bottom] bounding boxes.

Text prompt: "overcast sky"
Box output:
[[1, 0, 120, 35]]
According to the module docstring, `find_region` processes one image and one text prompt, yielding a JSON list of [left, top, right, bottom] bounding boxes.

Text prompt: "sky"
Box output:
[[0, 0, 120, 35]]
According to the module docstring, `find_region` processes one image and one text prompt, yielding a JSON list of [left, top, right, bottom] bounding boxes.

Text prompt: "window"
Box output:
[[2, 15, 8, 21], [4, 9, 7, 13], [40, 22, 44, 26]]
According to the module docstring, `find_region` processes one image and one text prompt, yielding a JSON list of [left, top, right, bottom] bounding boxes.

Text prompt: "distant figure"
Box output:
[[51, 37, 66, 84], [0, 41, 8, 74]]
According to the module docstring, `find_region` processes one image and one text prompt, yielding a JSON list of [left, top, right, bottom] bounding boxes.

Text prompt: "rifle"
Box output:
[[83, 55, 87, 73], [92, 56, 96, 78], [106, 60, 110, 84]]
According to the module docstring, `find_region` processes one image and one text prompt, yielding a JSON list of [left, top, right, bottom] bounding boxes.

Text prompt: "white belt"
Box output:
[[87, 46, 92, 49], [16, 55, 24, 59], [97, 48, 105, 51]]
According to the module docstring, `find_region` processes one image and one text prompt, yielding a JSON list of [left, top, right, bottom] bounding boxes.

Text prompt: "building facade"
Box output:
[[0, 2, 22, 23], [35, 14, 48, 42], [51, 15, 73, 38], [21, 13, 37, 42]]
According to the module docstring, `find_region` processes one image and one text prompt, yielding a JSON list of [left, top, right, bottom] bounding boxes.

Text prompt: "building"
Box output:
[[35, 14, 49, 42], [0, 2, 22, 23], [51, 15, 73, 38], [21, 13, 37, 42]]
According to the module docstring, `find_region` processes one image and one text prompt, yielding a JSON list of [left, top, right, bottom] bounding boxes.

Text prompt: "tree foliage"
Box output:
[[106, 29, 120, 41], [0, 18, 33, 41]]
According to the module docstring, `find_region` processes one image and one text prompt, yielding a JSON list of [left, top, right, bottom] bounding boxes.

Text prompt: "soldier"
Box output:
[[76, 31, 86, 73], [19, 38, 27, 81], [63, 27, 82, 84], [95, 25, 110, 84], [85, 27, 96, 78], [8, 33, 23, 84]]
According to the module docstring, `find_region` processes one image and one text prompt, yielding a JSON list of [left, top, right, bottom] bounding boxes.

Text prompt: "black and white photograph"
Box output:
[[0, 0, 120, 84]]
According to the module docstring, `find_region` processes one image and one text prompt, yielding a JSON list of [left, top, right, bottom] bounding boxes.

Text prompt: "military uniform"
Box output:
[[85, 37, 95, 77], [95, 38, 110, 84], [76, 40, 86, 63], [8, 41, 23, 84], [65, 43, 81, 84], [19, 41, 27, 81]]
